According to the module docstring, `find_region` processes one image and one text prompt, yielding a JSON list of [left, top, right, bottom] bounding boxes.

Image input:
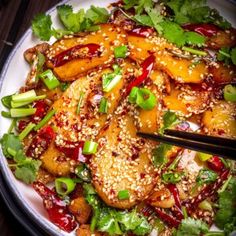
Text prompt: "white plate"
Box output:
[[0, 1, 235, 235]]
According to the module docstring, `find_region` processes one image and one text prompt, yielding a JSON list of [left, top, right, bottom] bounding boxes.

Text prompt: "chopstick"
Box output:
[[137, 130, 236, 160]]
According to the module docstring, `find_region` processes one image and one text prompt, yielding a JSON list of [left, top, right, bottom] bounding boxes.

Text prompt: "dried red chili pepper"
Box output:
[[182, 23, 220, 37], [207, 156, 225, 172], [167, 184, 184, 220], [33, 181, 77, 232], [154, 208, 181, 228], [183, 169, 230, 211], [52, 43, 101, 67], [129, 26, 155, 38], [31, 100, 49, 123], [126, 54, 155, 95], [26, 126, 55, 158]]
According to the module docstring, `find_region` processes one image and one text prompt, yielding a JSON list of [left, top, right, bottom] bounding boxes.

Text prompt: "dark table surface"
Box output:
[[0, 1, 61, 235]]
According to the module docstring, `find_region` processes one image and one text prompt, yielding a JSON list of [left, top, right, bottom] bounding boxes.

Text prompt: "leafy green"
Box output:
[[0, 133, 41, 183], [0, 133, 22, 158], [166, 0, 231, 29], [84, 184, 152, 235], [32, 13, 54, 41], [215, 177, 236, 235], [217, 47, 236, 65], [175, 217, 209, 236], [152, 143, 172, 167], [196, 168, 218, 185], [86, 5, 110, 24], [160, 110, 179, 134]]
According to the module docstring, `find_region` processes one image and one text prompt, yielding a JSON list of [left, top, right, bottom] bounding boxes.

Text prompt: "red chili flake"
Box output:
[[207, 156, 225, 172], [125, 54, 156, 95], [17, 120, 30, 133], [182, 23, 220, 37], [33, 181, 77, 232], [140, 173, 146, 179], [140, 205, 154, 217], [31, 100, 49, 123], [129, 26, 155, 38], [26, 126, 55, 158], [51, 44, 101, 67]]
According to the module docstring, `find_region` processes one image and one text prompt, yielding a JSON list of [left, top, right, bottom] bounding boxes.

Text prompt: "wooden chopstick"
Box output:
[[164, 129, 236, 147], [137, 132, 236, 160]]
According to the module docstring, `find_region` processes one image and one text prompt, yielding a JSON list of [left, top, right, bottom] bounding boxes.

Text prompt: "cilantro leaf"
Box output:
[[184, 31, 205, 46], [175, 217, 209, 236], [217, 47, 236, 65], [85, 5, 109, 24], [0, 133, 22, 158], [32, 13, 54, 41], [159, 110, 179, 134], [57, 5, 85, 32], [145, 6, 163, 34], [215, 177, 236, 233], [152, 143, 172, 167], [196, 168, 218, 185]]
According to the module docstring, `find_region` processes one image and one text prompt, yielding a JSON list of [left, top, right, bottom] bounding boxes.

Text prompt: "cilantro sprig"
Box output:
[[0, 133, 41, 184], [217, 47, 236, 65], [32, 5, 110, 41], [84, 183, 152, 235]]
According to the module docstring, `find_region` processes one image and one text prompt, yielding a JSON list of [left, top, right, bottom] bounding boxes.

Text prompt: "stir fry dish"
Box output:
[[1, 0, 236, 235]]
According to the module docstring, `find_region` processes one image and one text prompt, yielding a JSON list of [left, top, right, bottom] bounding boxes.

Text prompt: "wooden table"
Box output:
[[0, 1, 61, 235]]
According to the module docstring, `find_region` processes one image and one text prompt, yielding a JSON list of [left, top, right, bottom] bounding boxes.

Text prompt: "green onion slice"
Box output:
[[10, 108, 36, 118], [1, 111, 11, 118], [82, 141, 98, 155], [102, 65, 122, 92], [223, 84, 236, 102], [55, 177, 76, 197], [12, 90, 36, 102], [114, 45, 128, 58], [129, 87, 157, 110], [34, 109, 56, 131], [76, 92, 84, 115], [118, 189, 130, 200], [197, 152, 212, 162], [98, 97, 108, 113], [182, 46, 207, 56], [11, 94, 46, 108], [39, 69, 60, 90], [19, 122, 36, 141], [75, 164, 91, 182], [1, 94, 13, 108]]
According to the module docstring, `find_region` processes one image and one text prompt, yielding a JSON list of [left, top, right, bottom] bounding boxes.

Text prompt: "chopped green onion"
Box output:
[[76, 92, 84, 115], [39, 69, 60, 90], [162, 172, 183, 184], [10, 108, 36, 118], [98, 97, 108, 113], [1, 94, 13, 108], [102, 65, 122, 92], [182, 206, 188, 219], [12, 90, 36, 102], [223, 84, 236, 102], [82, 141, 98, 155], [8, 119, 17, 133], [1, 111, 11, 118], [118, 189, 130, 200], [114, 45, 128, 58], [11, 94, 46, 108], [128, 87, 157, 110], [128, 86, 139, 104], [19, 122, 36, 141], [218, 175, 232, 193], [75, 164, 91, 182], [182, 46, 207, 56], [198, 200, 212, 211], [218, 49, 231, 58], [60, 82, 69, 91], [167, 155, 182, 170], [197, 152, 212, 162], [7, 147, 17, 157], [55, 177, 76, 197], [34, 109, 56, 131]]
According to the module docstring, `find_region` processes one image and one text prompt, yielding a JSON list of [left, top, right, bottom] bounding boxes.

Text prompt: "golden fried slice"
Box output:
[[202, 101, 236, 138], [128, 35, 207, 83], [90, 110, 158, 209], [40, 61, 135, 176], [207, 29, 236, 50], [46, 24, 127, 81], [163, 85, 211, 116]]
